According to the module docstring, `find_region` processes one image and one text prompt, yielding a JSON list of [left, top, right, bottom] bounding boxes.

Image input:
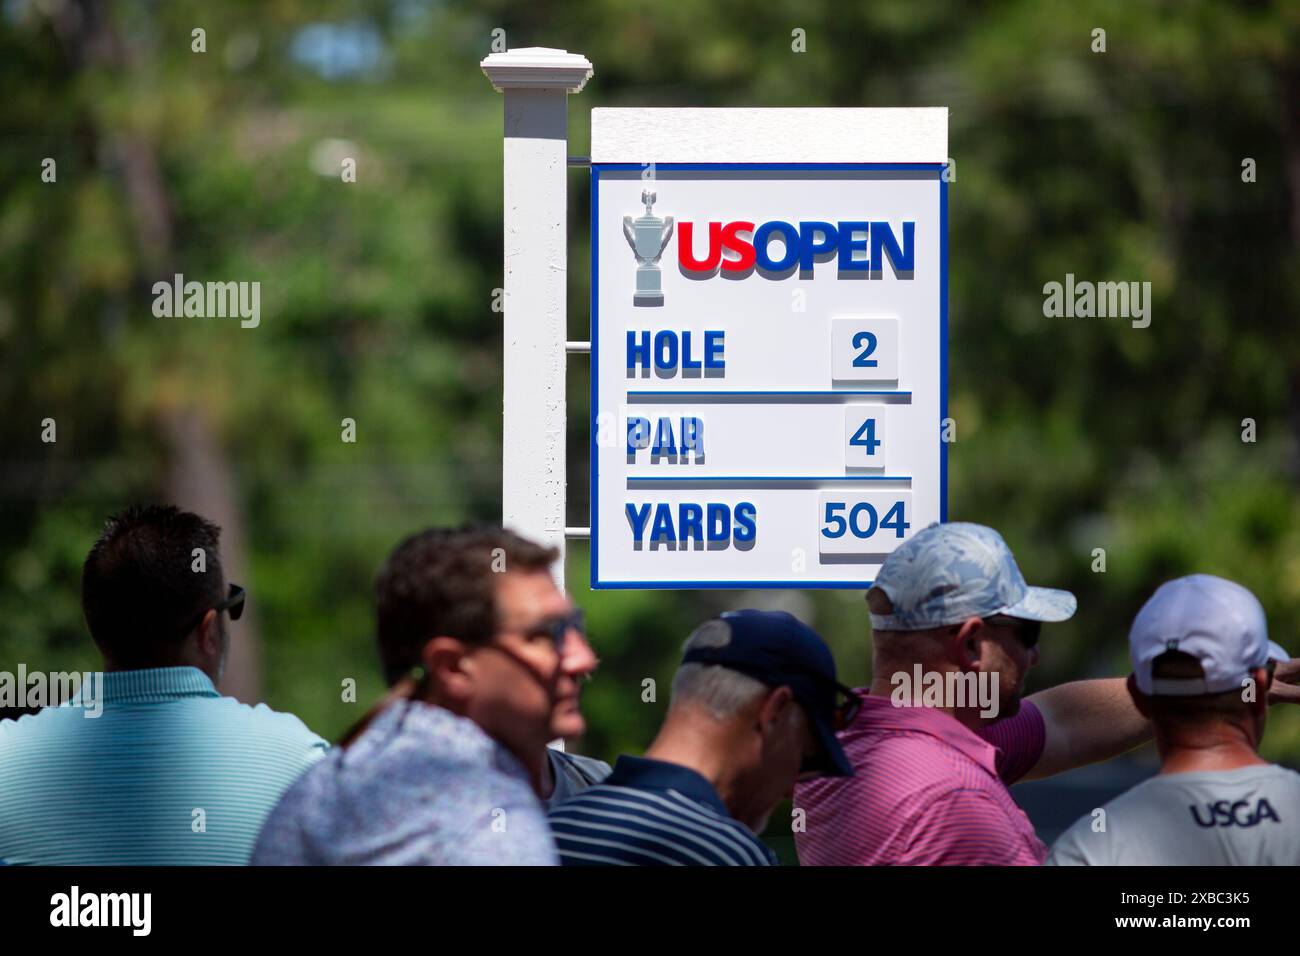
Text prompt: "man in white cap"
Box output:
[[1048, 574, 1300, 865], [794, 522, 1298, 866]]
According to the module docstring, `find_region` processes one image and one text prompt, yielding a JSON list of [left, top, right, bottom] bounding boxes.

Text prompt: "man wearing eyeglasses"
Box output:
[[795, 521, 1127, 866], [253, 526, 600, 865], [548, 609, 855, 865], [0, 504, 328, 865], [796, 523, 1300, 867]]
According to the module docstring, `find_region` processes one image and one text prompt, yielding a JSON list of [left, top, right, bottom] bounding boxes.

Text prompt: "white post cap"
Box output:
[[481, 46, 593, 93]]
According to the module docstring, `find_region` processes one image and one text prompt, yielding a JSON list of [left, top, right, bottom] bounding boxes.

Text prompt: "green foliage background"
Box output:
[[3, 0, 1299, 856]]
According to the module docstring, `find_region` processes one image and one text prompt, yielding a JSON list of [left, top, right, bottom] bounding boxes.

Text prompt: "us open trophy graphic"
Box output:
[[623, 190, 674, 306]]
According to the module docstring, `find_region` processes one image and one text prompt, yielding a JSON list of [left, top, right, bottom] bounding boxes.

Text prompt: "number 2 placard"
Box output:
[[830, 316, 899, 383]]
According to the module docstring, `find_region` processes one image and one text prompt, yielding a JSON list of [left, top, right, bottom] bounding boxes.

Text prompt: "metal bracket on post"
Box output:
[[481, 47, 593, 592]]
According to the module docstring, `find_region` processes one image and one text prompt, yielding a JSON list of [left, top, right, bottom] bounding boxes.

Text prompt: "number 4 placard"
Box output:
[[844, 405, 888, 469], [830, 316, 899, 383]]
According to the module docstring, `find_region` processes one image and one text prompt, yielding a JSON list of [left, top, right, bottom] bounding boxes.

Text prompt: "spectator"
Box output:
[[253, 526, 598, 864], [0, 504, 328, 865], [797, 524, 1300, 866], [548, 609, 854, 865], [1049, 575, 1300, 865]]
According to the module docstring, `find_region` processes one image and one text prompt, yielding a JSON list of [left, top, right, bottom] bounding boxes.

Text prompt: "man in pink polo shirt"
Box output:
[[795, 522, 1151, 866]]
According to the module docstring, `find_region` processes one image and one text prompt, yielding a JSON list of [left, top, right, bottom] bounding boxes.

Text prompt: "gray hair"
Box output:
[[670, 663, 769, 720], [669, 623, 769, 719]]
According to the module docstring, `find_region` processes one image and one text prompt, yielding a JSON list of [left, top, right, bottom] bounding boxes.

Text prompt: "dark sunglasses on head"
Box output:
[[797, 682, 861, 776], [829, 682, 862, 730], [720, 658, 860, 732], [180, 583, 245, 636], [986, 614, 1040, 649]]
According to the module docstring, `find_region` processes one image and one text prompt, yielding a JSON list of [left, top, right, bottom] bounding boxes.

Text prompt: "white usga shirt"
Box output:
[[1047, 764, 1300, 865]]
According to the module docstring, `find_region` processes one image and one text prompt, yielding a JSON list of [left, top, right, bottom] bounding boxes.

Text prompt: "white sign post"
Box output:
[[589, 108, 949, 589], [481, 47, 593, 589]]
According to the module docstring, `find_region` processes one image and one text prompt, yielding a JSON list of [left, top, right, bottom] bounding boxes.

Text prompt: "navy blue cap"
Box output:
[[680, 609, 854, 778]]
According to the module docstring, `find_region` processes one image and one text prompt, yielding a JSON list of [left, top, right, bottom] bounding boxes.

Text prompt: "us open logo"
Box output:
[[623, 190, 674, 306]]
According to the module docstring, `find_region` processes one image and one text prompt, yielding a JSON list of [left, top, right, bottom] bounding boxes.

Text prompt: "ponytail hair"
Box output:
[[337, 668, 425, 750]]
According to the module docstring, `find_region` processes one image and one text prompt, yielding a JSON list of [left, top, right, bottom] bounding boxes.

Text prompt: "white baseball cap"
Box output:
[[1129, 574, 1290, 696]]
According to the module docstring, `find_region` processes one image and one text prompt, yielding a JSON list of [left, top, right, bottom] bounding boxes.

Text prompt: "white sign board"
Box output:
[[590, 109, 948, 589]]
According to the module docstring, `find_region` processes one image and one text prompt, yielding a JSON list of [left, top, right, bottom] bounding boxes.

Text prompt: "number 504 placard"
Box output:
[[818, 492, 913, 555]]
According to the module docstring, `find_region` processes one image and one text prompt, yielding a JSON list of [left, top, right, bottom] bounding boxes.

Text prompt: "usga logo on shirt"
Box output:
[[1188, 798, 1280, 828]]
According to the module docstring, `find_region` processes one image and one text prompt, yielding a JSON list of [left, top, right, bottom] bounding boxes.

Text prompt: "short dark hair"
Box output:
[[81, 504, 224, 667], [375, 526, 558, 685], [1144, 649, 1255, 723]]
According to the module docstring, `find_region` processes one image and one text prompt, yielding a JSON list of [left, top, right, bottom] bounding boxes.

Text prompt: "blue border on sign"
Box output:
[[940, 173, 949, 525], [591, 164, 601, 590], [590, 162, 949, 590]]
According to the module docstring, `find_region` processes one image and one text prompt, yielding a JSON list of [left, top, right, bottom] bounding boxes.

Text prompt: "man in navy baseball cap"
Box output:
[[548, 609, 853, 865], [679, 610, 856, 778]]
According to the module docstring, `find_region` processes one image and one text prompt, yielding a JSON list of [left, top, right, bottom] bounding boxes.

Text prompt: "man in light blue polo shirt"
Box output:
[[0, 505, 327, 865]]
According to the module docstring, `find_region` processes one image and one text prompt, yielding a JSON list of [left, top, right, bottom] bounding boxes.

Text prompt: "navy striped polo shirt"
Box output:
[[548, 755, 778, 866]]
